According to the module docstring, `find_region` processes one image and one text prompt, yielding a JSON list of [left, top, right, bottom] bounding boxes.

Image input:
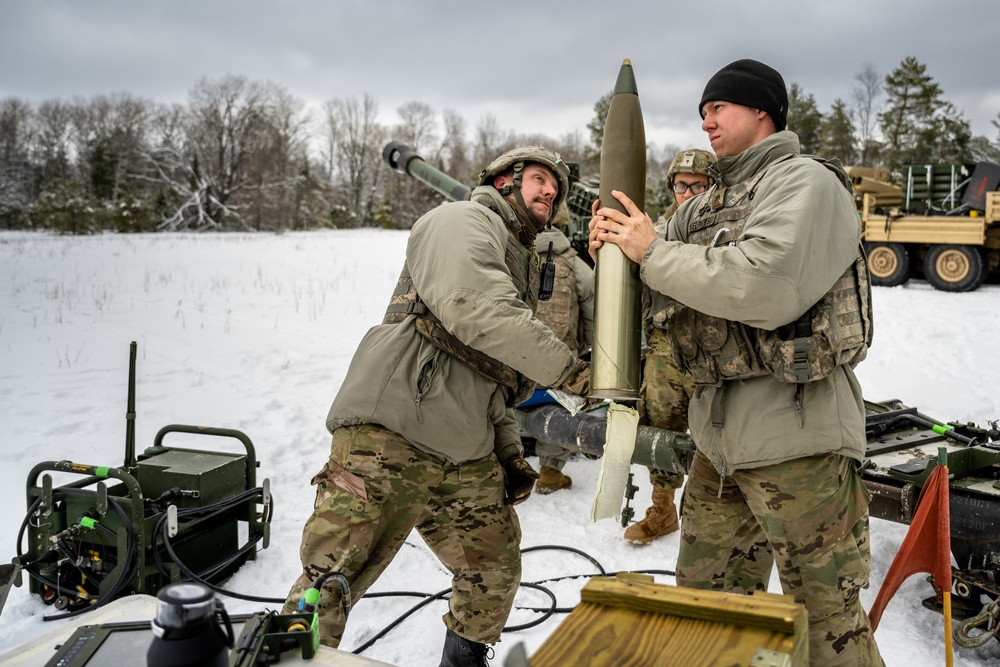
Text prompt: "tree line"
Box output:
[[1, 57, 998, 234]]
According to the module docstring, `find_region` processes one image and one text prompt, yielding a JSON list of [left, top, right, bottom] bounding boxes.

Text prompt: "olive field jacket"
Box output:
[[328, 186, 577, 465]]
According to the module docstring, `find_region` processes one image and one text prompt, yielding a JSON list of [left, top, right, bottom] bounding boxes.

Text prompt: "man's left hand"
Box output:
[[502, 454, 540, 505], [589, 190, 657, 264]]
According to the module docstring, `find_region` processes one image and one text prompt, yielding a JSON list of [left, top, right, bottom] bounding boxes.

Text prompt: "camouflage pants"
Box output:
[[639, 329, 694, 489], [536, 439, 572, 470], [283, 424, 522, 648], [677, 450, 884, 666]]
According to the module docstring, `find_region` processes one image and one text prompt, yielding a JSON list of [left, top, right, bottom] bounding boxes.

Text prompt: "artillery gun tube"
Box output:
[[382, 141, 471, 202], [516, 405, 691, 474], [591, 60, 645, 401]]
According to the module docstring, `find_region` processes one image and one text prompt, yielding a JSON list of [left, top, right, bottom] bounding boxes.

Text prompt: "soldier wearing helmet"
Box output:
[[529, 200, 596, 494], [664, 149, 715, 218], [284, 146, 588, 666]]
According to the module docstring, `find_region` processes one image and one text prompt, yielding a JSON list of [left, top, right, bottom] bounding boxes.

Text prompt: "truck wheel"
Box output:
[[864, 242, 910, 286], [923, 244, 988, 292]]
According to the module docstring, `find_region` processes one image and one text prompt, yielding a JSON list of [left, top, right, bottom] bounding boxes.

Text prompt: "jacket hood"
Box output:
[[710, 130, 801, 188], [471, 184, 539, 244], [533, 227, 572, 254]]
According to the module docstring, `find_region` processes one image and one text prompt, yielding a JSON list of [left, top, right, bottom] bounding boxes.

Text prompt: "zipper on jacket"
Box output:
[[794, 383, 805, 428], [711, 414, 731, 497], [414, 351, 441, 422]]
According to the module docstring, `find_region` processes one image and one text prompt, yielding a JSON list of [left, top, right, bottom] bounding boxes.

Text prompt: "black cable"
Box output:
[[521, 544, 607, 576], [348, 544, 623, 654], [17, 483, 648, 655], [349, 587, 452, 655], [38, 492, 138, 621], [18, 489, 137, 620], [155, 487, 283, 604], [14, 496, 45, 563], [515, 567, 677, 614], [502, 582, 557, 632]]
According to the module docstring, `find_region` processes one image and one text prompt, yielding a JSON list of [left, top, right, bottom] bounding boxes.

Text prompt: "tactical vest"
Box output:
[[650, 154, 873, 388], [383, 228, 541, 406], [534, 249, 580, 352]]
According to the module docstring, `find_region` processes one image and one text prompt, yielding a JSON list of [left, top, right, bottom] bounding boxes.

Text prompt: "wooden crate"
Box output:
[[529, 573, 808, 667]]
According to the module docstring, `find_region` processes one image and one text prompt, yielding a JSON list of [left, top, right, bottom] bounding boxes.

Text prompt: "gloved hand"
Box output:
[[502, 453, 540, 506], [559, 359, 591, 396]]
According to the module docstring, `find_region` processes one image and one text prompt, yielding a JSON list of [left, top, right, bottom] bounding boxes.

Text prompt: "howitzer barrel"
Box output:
[[516, 405, 692, 475], [383, 141, 471, 202]]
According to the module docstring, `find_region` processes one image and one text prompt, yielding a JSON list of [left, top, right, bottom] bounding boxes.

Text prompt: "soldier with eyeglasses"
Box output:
[[623, 149, 730, 545]]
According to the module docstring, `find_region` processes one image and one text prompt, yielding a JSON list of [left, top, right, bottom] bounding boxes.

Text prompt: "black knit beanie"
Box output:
[[699, 59, 788, 131]]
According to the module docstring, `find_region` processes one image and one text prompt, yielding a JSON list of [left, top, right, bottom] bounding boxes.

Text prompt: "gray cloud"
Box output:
[[3, 0, 997, 154]]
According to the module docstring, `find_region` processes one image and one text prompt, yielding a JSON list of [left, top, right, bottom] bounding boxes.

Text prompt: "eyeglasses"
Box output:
[[672, 182, 709, 195]]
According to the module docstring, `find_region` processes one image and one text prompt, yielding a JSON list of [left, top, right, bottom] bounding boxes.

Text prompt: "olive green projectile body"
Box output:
[[591, 60, 646, 401]]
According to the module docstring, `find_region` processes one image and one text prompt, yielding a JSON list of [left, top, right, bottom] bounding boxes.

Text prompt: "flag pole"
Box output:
[[939, 447, 953, 667]]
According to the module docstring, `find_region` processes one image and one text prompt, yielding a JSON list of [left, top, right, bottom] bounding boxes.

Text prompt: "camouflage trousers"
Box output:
[[638, 329, 694, 489], [677, 450, 884, 666], [536, 439, 572, 470], [283, 424, 522, 648]]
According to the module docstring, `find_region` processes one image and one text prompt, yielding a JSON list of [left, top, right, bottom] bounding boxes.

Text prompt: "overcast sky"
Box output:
[[4, 1, 999, 157]]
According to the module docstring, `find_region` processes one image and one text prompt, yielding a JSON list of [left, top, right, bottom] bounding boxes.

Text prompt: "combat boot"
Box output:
[[535, 465, 572, 494], [623, 483, 679, 545], [439, 628, 493, 667]]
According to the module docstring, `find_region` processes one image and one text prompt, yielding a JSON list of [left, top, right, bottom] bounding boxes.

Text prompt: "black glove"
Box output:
[[502, 454, 540, 506]]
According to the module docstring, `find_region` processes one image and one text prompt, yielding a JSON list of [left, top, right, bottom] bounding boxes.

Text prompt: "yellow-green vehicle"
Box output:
[[850, 162, 1000, 292]]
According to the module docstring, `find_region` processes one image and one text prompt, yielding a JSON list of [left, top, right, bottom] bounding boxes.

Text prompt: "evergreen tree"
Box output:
[[586, 91, 612, 153], [786, 83, 823, 154], [932, 102, 972, 164], [878, 56, 944, 167], [971, 112, 1000, 162], [820, 99, 856, 165]]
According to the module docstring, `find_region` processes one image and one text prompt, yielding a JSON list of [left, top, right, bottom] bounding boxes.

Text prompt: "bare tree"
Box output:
[[139, 75, 288, 229], [250, 87, 313, 229], [472, 113, 514, 176], [554, 128, 588, 169], [34, 99, 75, 186], [851, 63, 883, 166], [66, 93, 150, 202], [440, 109, 471, 182], [0, 98, 35, 227], [321, 99, 342, 181], [327, 94, 385, 227], [388, 101, 447, 225], [395, 101, 438, 157]]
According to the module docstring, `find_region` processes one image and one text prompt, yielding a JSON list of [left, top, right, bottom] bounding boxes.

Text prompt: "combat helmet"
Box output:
[[666, 149, 716, 186], [478, 146, 571, 220]]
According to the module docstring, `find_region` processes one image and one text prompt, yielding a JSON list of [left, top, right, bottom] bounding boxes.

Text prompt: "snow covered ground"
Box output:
[[1, 230, 998, 664]]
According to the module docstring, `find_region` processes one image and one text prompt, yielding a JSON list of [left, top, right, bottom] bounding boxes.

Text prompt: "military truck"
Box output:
[[849, 162, 1000, 292]]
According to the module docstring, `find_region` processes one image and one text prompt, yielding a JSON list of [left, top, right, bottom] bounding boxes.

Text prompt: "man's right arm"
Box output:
[[408, 203, 577, 387], [641, 162, 857, 329]]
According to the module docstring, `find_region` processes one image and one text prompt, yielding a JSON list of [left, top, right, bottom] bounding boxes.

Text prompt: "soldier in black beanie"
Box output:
[[699, 58, 788, 131], [695, 58, 792, 158], [589, 58, 883, 665]]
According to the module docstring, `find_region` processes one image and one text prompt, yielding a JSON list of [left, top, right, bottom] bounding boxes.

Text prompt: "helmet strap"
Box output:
[[505, 161, 542, 243]]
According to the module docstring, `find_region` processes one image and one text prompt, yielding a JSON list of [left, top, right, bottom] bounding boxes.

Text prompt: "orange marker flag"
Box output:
[[868, 447, 953, 663]]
